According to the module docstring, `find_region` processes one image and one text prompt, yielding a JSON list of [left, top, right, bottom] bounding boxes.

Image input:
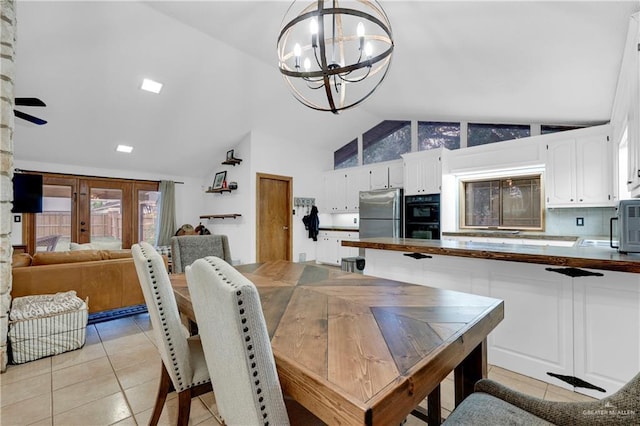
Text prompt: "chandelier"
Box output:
[[277, 0, 394, 114]]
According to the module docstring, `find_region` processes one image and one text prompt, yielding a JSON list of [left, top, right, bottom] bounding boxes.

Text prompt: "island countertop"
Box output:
[[342, 237, 640, 273]]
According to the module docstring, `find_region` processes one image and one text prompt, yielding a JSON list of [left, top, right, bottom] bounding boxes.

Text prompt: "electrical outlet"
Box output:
[[576, 217, 584, 226], [353, 217, 357, 224]]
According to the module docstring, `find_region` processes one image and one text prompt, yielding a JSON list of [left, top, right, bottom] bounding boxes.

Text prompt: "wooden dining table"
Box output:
[[171, 260, 504, 426]]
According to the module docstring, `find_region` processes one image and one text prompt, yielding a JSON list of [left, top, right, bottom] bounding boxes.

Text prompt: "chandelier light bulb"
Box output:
[[357, 22, 365, 38], [310, 18, 318, 35], [293, 43, 302, 68], [303, 57, 311, 71], [365, 42, 373, 58]]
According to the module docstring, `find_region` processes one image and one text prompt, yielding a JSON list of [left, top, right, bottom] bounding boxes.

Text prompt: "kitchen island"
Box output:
[[342, 237, 640, 399], [342, 237, 640, 273]]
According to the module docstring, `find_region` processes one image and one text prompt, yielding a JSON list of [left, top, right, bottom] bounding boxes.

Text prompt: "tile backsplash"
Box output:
[[545, 207, 616, 237]]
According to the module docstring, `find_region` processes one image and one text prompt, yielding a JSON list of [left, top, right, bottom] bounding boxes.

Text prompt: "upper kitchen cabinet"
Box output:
[[368, 160, 404, 190], [321, 168, 369, 213], [321, 160, 404, 213], [621, 14, 640, 195], [402, 148, 448, 196], [545, 128, 614, 207], [388, 161, 404, 188]]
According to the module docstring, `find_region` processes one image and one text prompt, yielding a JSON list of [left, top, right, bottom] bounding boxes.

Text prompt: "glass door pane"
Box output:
[[90, 187, 123, 249], [35, 184, 72, 251], [138, 189, 159, 244]]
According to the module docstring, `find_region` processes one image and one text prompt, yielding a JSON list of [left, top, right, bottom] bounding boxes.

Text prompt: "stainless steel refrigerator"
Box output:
[[359, 188, 403, 238]]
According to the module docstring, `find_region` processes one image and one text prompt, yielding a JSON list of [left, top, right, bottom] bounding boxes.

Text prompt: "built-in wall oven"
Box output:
[[405, 194, 440, 239]]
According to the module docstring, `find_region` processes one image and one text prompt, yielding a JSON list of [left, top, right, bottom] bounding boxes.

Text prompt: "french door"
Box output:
[[24, 174, 158, 253]]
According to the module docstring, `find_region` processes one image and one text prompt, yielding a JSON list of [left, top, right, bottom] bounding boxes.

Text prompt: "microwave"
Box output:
[[610, 200, 640, 253]]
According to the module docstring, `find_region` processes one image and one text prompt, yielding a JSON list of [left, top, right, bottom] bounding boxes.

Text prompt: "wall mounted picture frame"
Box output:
[[226, 149, 234, 160], [213, 171, 227, 189]]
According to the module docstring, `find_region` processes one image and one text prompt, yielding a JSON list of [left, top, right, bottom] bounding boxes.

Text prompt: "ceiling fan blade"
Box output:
[[15, 97, 46, 107], [14, 110, 47, 125]]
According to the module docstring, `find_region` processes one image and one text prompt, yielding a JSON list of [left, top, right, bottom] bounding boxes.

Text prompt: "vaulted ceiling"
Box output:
[[12, 1, 640, 178]]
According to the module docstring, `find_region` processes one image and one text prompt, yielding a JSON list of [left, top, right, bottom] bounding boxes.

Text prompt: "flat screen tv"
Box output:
[[12, 173, 43, 213]]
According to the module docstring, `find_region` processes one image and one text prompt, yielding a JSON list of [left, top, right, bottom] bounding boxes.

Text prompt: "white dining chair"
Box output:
[[186, 256, 324, 425], [132, 242, 212, 425]]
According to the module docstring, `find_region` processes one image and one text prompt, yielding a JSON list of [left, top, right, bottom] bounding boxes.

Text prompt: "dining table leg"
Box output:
[[454, 339, 488, 406], [409, 384, 441, 426]]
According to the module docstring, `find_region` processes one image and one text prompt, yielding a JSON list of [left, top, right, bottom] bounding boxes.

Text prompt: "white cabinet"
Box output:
[[573, 270, 640, 398], [366, 160, 404, 190], [316, 231, 338, 265], [619, 13, 640, 194], [402, 149, 444, 196], [546, 139, 577, 205], [321, 161, 403, 213], [388, 161, 404, 189], [545, 132, 614, 207], [347, 169, 370, 212], [316, 231, 359, 266], [487, 263, 575, 391], [321, 169, 369, 213], [321, 171, 345, 213], [368, 164, 390, 190]]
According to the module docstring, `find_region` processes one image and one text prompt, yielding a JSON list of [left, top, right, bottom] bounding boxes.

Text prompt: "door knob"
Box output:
[[80, 221, 86, 225], [283, 226, 289, 230], [80, 228, 86, 232]]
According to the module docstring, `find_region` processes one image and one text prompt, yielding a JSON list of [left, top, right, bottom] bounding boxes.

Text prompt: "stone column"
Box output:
[[0, 0, 16, 372]]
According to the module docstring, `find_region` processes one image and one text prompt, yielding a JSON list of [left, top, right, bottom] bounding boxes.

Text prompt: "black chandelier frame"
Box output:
[[277, 1, 394, 114]]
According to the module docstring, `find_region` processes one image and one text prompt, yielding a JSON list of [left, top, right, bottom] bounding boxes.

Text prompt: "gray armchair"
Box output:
[[171, 234, 232, 273], [444, 372, 640, 425]]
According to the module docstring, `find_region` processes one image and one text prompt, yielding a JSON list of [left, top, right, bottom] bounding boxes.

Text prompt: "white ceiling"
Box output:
[[12, 1, 640, 178]]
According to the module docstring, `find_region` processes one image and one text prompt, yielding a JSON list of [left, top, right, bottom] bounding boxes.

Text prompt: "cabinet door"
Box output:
[[487, 263, 574, 390], [316, 233, 330, 263], [331, 172, 348, 212], [403, 156, 423, 196], [388, 161, 404, 188], [347, 168, 371, 212], [320, 173, 335, 213], [627, 18, 640, 193], [573, 271, 640, 398], [546, 140, 577, 206], [420, 150, 442, 194], [316, 232, 340, 264], [369, 164, 389, 190], [576, 135, 613, 206]]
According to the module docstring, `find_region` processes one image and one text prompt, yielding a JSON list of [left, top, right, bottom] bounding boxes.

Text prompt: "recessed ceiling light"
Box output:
[[116, 144, 133, 153], [141, 78, 163, 94]]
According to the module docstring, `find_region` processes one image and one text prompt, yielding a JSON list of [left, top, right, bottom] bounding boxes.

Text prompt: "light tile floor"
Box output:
[[1, 313, 596, 425]]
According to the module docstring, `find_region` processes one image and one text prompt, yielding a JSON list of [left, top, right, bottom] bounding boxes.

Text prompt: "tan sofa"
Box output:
[[11, 250, 146, 314]]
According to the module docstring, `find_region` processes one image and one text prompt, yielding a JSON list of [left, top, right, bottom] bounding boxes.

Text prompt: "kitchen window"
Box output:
[[418, 121, 460, 150], [461, 174, 543, 230], [334, 138, 358, 170], [467, 123, 530, 147], [362, 120, 411, 164]]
